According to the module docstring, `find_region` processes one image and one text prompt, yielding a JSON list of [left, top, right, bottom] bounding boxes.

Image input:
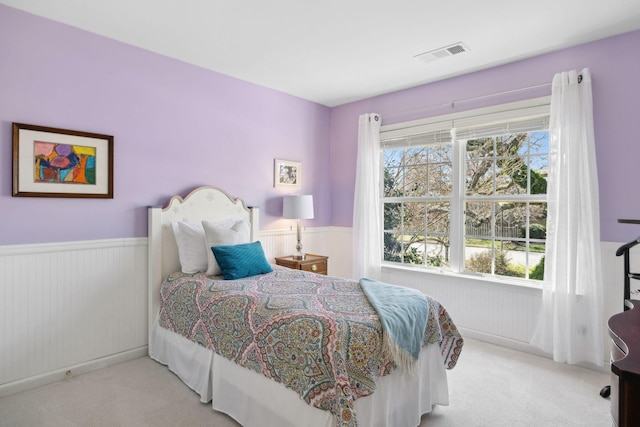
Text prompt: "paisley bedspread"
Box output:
[[158, 266, 463, 427]]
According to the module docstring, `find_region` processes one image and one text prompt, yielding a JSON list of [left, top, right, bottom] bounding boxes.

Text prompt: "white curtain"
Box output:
[[530, 69, 604, 366], [352, 113, 382, 280]]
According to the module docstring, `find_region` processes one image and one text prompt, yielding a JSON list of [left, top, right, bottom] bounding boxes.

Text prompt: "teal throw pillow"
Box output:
[[211, 241, 273, 280]]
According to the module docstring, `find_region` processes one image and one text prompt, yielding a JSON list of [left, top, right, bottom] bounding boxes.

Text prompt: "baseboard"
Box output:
[[459, 326, 549, 356], [0, 346, 148, 399], [460, 327, 609, 373]]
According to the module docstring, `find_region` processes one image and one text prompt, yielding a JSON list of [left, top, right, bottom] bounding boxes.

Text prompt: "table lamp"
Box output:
[[283, 195, 314, 260]]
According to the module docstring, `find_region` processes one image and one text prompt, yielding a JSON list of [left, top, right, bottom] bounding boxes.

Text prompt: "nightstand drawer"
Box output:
[[274, 254, 329, 276], [301, 260, 327, 275]]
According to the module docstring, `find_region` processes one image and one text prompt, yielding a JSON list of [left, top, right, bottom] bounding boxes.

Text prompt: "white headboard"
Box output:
[[147, 186, 259, 343]]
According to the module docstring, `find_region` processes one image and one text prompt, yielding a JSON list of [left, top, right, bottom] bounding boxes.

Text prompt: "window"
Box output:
[[381, 98, 549, 281]]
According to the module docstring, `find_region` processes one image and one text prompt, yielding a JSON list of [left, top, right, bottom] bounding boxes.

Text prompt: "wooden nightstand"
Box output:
[[274, 254, 328, 275]]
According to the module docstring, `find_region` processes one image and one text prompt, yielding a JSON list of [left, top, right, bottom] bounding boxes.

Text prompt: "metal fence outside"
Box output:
[[465, 223, 521, 238]]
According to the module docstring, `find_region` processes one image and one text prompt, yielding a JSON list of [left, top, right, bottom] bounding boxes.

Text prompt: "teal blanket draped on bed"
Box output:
[[360, 278, 429, 374]]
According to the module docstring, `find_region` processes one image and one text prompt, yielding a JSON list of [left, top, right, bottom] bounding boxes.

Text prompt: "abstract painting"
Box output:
[[34, 141, 96, 184], [13, 123, 113, 198]]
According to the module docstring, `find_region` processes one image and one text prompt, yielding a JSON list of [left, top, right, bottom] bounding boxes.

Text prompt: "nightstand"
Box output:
[[274, 254, 328, 275]]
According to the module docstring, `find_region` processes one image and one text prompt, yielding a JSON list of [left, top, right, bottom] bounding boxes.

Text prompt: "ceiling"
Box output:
[[3, 0, 640, 107]]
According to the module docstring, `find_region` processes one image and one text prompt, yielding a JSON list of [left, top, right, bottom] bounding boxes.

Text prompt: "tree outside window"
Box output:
[[382, 129, 548, 281]]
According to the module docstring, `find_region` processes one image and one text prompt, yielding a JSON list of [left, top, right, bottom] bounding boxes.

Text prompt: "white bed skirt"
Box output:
[[149, 319, 449, 427]]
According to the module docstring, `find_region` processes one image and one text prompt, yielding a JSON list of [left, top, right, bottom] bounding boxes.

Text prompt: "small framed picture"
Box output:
[[12, 122, 114, 198], [274, 159, 301, 189]]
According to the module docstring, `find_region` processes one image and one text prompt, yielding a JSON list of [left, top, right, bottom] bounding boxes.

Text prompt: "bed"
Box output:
[[148, 186, 463, 427]]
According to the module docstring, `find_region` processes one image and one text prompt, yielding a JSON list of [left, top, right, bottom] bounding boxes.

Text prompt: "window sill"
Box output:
[[381, 262, 543, 292]]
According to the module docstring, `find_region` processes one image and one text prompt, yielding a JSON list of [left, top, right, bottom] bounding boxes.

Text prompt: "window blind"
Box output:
[[455, 115, 550, 140], [382, 129, 451, 149], [380, 97, 550, 147]]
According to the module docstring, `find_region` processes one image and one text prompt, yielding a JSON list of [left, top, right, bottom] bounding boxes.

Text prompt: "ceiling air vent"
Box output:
[[414, 42, 469, 63]]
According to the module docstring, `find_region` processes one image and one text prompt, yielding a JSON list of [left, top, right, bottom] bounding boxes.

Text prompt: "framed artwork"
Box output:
[[12, 123, 114, 198], [274, 159, 301, 189]]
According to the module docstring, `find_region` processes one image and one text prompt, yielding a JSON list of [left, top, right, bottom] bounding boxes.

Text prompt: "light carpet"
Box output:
[[0, 338, 611, 426]]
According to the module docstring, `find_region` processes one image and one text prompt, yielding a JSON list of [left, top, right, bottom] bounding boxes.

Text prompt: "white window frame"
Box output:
[[380, 97, 551, 282]]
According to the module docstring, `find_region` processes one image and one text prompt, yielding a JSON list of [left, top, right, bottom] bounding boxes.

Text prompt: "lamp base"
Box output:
[[292, 252, 306, 260]]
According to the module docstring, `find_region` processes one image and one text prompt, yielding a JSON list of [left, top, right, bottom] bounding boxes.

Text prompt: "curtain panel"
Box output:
[[353, 113, 382, 280], [530, 69, 604, 366]]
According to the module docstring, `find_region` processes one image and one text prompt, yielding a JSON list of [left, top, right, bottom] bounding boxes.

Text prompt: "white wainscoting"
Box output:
[[0, 228, 341, 398], [259, 226, 353, 279], [381, 267, 544, 351], [384, 240, 632, 366], [0, 230, 633, 397], [0, 239, 148, 398]]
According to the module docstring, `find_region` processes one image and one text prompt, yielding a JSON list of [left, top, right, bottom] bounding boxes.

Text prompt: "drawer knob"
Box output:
[[311, 264, 318, 271]]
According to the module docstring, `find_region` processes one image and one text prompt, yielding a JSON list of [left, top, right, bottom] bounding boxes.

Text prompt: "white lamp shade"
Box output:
[[283, 195, 314, 220]]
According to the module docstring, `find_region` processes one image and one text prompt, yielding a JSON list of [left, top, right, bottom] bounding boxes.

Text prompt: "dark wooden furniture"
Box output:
[[608, 300, 640, 427], [618, 219, 640, 224], [274, 254, 328, 275], [607, 237, 640, 426]]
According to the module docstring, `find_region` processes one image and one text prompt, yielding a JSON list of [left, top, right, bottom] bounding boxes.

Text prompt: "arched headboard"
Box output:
[[147, 186, 259, 343]]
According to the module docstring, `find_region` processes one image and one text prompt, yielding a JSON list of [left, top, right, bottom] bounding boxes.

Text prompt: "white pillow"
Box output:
[[203, 219, 251, 276], [171, 221, 208, 274]]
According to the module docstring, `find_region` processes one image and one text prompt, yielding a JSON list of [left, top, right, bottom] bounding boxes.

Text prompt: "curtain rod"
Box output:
[[384, 82, 552, 119]]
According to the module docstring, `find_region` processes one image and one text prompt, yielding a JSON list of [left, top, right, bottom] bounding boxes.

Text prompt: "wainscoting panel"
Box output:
[[1, 232, 631, 397], [381, 267, 543, 349], [259, 226, 353, 279], [382, 240, 633, 363], [0, 239, 148, 397], [0, 229, 336, 397]]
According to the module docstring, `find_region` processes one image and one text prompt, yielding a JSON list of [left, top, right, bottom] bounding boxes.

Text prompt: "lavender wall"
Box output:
[[0, 5, 331, 245], [330, 30, 640, 243], [3, 5, 639, 246]]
